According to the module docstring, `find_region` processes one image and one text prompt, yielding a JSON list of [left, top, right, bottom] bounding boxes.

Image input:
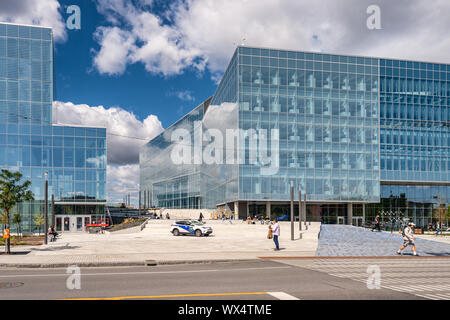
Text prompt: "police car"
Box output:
[[170, 220, 213, 237]]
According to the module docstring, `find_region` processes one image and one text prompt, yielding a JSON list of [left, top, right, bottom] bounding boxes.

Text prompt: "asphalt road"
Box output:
[[0, 260, 423, 300]]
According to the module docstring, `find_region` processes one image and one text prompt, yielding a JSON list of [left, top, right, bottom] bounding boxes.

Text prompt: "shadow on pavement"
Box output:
[[30, 244, 81, 252], [0, 251, 31, 255], [422, 252, 450, 256]]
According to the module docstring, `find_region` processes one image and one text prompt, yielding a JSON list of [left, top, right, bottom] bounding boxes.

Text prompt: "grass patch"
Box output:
[[0, 235, 44, 246], [108, 218, 147, 232]]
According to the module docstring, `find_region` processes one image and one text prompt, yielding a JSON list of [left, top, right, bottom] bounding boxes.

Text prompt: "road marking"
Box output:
[[267, 292, 300, 300], [0, 266, 291, 278], [280, 258, 450, 300], [62, 292, 269, 300]]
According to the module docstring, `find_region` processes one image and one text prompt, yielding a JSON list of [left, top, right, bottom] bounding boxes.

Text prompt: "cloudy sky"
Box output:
[[1, 0, 449, 205]]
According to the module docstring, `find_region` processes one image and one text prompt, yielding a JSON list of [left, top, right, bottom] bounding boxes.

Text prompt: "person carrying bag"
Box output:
[[267, 225, 273, 239]]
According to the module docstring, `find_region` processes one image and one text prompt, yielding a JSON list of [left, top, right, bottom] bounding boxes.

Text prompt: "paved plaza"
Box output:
[[2, 221, 450, 267], [316, 225, 450, 257], [0, 220, 320, 267]]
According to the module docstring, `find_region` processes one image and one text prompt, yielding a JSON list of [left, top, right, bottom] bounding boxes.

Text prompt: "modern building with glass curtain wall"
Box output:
[[0, 22, 107, 233], [140, 45, 449, 228]]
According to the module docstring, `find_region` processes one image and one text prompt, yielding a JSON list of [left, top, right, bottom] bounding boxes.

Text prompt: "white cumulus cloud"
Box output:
[[91, 0, 450, 79], [0, 0, 67, 42], [107, 163, 140, 204], [53, 101, 164, 204], [53, 101, 164, 165]]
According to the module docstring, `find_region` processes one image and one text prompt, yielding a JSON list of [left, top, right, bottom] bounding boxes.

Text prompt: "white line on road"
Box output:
[[267, 292, 300, 300], [0, 266, 292, 278]]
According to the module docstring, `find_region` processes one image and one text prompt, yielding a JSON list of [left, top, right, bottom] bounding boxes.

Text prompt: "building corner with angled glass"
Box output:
[[141, 45, 449, 228], [0, 22, 107, 233]]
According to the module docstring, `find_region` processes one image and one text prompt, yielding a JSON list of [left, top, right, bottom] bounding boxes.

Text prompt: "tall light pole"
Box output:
[[298, 186, 302, 231], [290, 181, 294, 240], [138, 191, 141, 216], [44, 172, 48, 245], [51, 194, 55, 227], [439, 193, 442, 235], [434, 193, 443, 235], [304, 193, 307, 226]]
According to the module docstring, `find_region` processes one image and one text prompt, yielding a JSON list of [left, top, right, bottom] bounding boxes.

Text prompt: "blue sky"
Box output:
[[1, 0, 449, 205], [55, 0, 217, 127]]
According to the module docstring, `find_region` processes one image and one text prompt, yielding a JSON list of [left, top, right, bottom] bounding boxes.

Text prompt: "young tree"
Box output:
[[0, 170, 34, 254], [12, 212, 22, 238], [34, 212, 45, 236]]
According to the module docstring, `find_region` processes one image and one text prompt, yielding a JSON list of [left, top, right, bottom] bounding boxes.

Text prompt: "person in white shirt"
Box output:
[[397, 222, 418, 256], [270, 218, 280, 251], [435, 222, 440, 236]]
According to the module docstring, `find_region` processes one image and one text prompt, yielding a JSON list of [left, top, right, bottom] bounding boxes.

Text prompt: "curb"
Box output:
[[2, 254, 449, 268], [0, 258, 262, 269], [155, 258, 260, 265], [259, 255, 450, 259]]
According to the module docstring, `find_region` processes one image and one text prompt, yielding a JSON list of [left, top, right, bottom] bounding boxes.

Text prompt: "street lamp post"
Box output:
[[51, 194, 55, 227], [298, 187, 302, 231], [290, 181, 294, 241], [439, 194, 442, 236], [44, 172, 48, 245], [433, 193, 443, 235], [138, 191, 141, 217], [304, 193, 307, 227]]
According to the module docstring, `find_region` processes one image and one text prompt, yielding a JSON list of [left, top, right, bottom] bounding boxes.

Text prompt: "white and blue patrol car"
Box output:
[[170, 220, 213, 237]]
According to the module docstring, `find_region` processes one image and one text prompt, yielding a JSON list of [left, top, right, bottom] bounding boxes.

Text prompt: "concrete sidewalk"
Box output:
[[0, 220, 320, 268]]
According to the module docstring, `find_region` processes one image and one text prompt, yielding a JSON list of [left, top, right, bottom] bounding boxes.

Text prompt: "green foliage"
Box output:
[[0, 169, 34, 252], [0, 211, 8, 226], [0, 169, 34, 217], [12, 212, 22, 237], [12, 212, 21, 224], [33, 212, 45, 235]]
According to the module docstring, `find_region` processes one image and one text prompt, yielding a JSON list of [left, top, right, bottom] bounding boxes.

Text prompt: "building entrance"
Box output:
[[55, 215, 91, 232], [307, 204, 347, 224]]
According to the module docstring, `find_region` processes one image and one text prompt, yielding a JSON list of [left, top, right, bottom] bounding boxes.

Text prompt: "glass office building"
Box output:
[[0, 22, 106, 233], [140, 46, 449, 228]]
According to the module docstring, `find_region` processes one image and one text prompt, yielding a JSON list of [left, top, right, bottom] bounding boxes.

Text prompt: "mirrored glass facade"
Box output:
[[140, 46, 449, 227], [379, 59, 449, 183], [237, 47, 380, 202], [0, 23, 106, 233]]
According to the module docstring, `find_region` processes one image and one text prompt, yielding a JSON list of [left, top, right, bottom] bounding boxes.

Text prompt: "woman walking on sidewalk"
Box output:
[[270, 218, 280, 251]]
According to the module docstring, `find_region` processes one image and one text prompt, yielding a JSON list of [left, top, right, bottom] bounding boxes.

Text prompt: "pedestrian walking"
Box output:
[[435, 222, 440, 236], [270, 218, 280, 251], [199, 212, 203, 222], [247, 215, 251, 224], [372, 215, 381, 232], [166, 212, 170, 220], [397, 222, 418, 256]]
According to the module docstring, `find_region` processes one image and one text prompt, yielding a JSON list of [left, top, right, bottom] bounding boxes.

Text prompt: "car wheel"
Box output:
[[195, 229, 202, 237], [173, 229, 180, 236]]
